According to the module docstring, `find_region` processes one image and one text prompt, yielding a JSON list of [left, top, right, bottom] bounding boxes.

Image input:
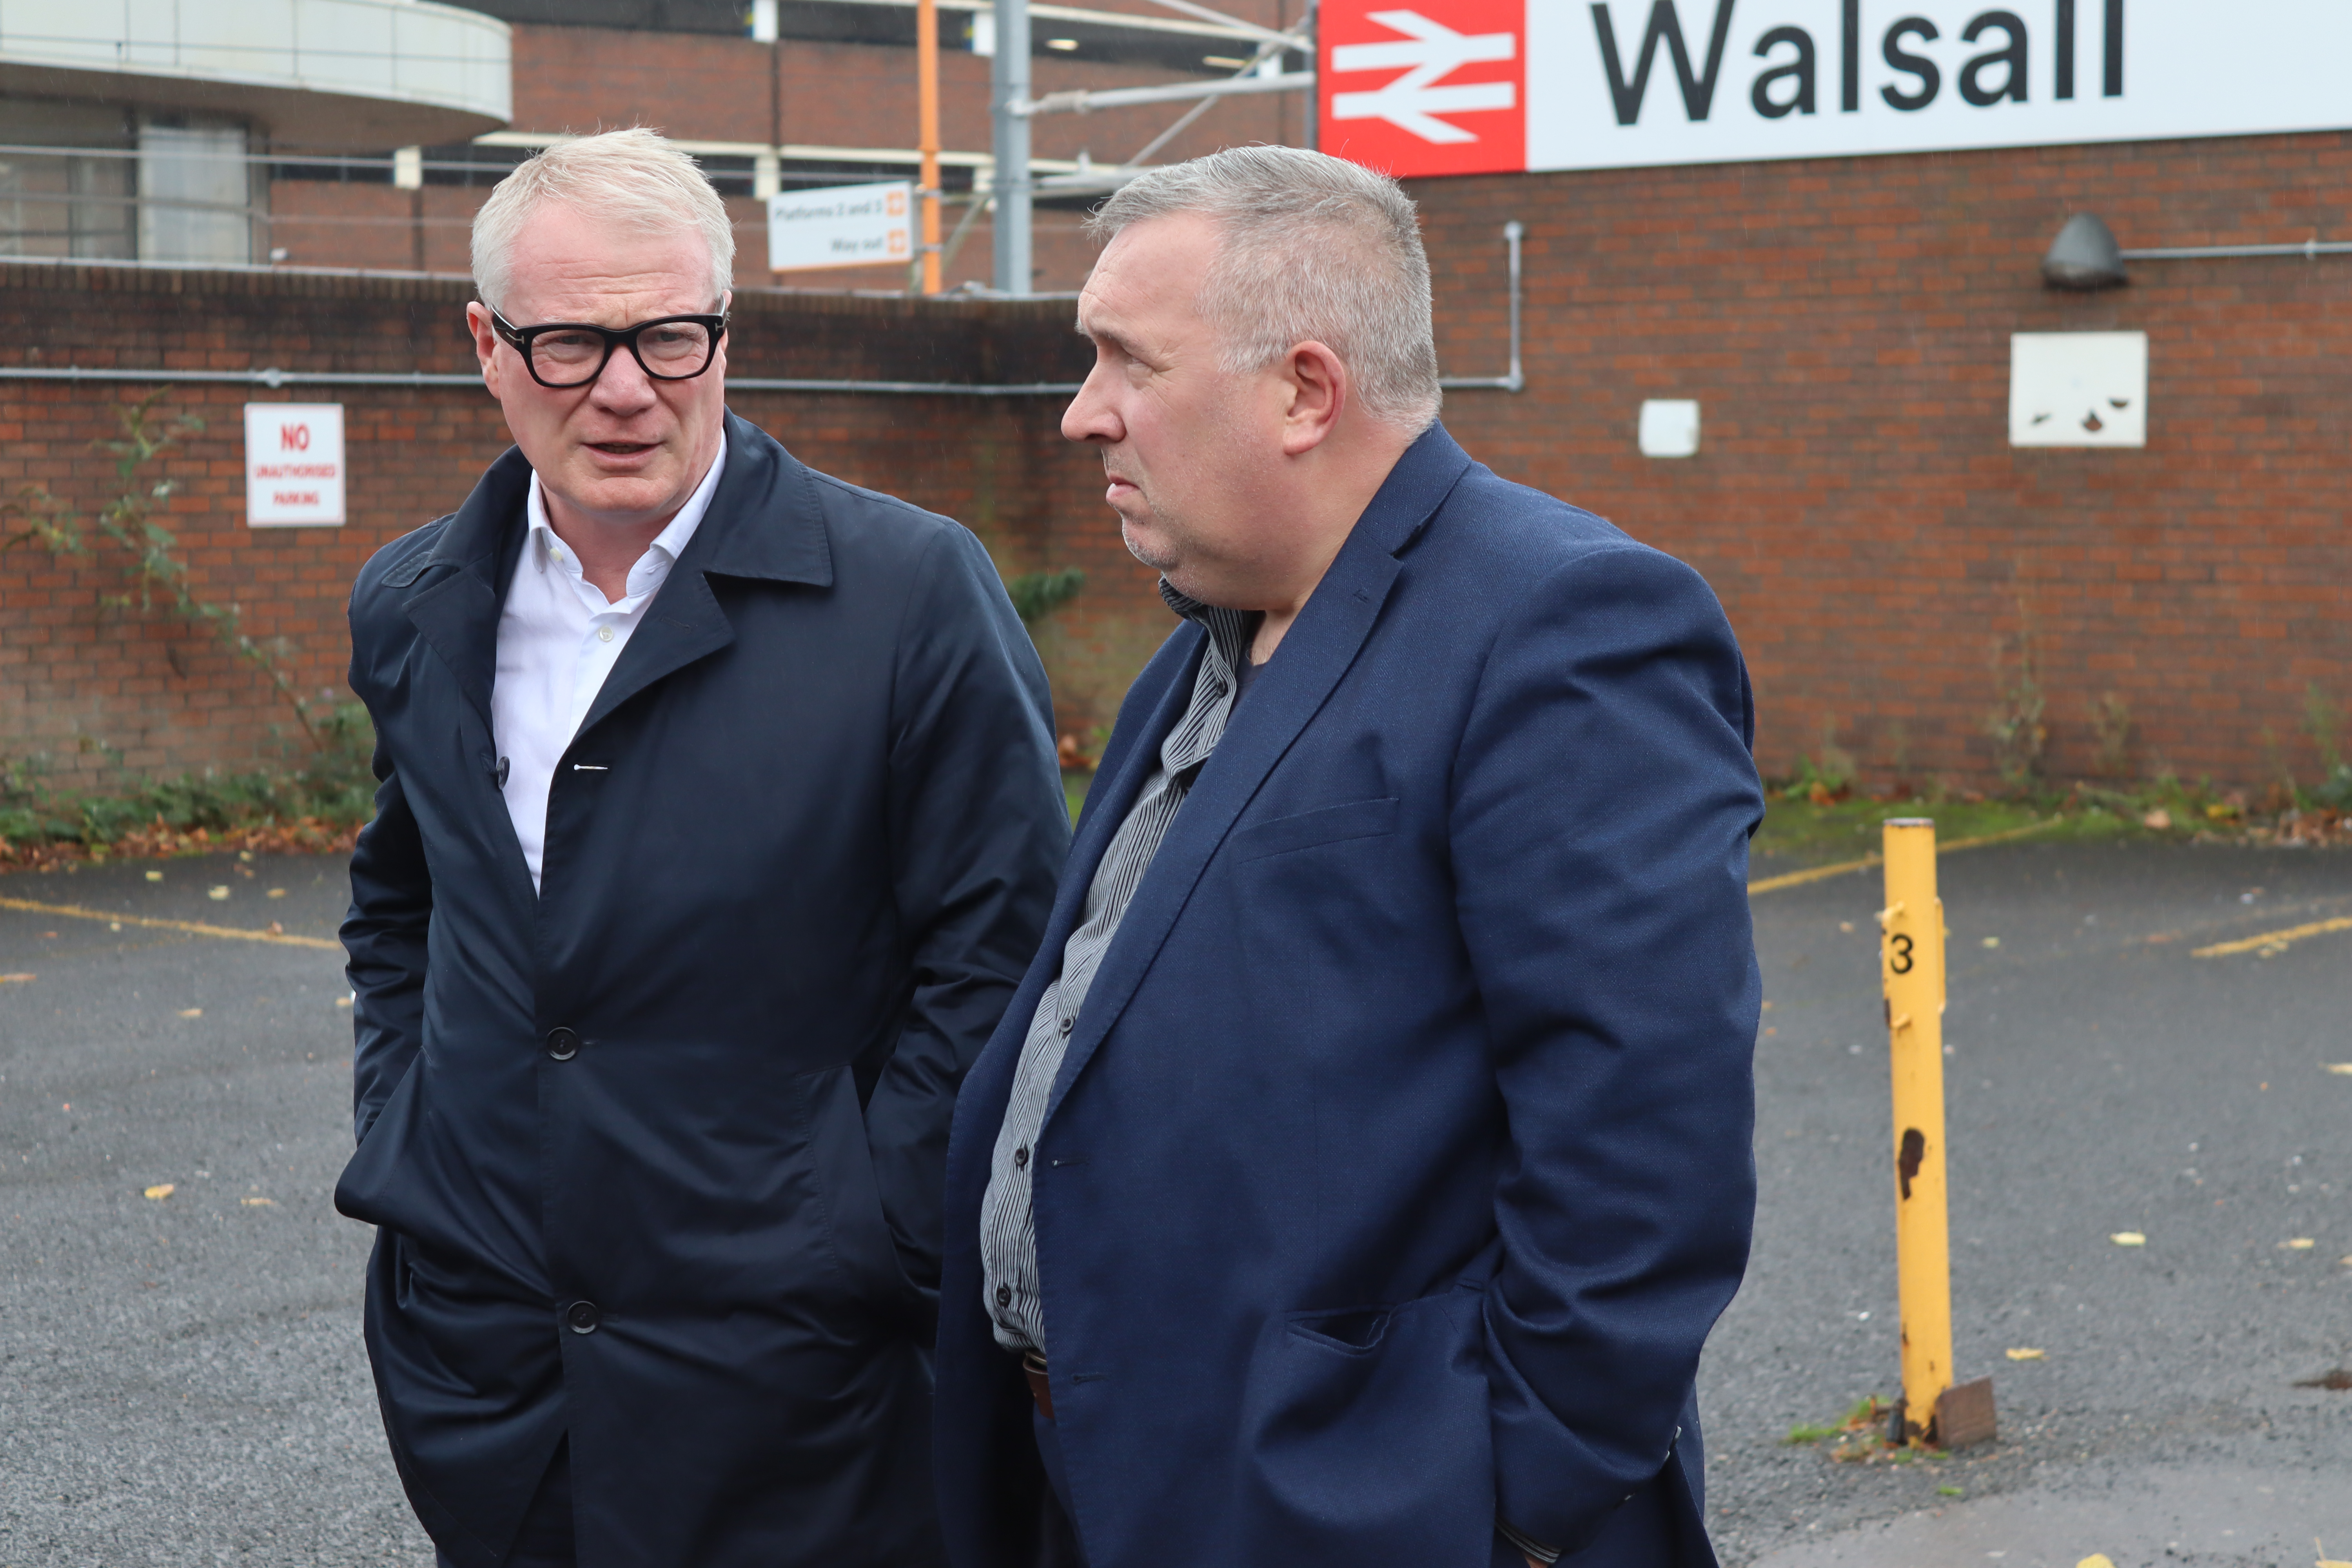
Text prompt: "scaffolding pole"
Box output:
[[918, 0, 944, 292], [991, 0, 1032, 295]]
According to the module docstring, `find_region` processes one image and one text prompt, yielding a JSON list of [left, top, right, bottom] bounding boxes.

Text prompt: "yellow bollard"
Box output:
[[1880, 818, 1952, 1445]]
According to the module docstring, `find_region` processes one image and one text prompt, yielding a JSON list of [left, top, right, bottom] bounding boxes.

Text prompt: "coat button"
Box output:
[[567, 1300, 600, 1334], [545, 1027, 579, 1061], [1057, 1017, 1073, 1037], [995, 1285, 1013, 1307], [1013, 1145, 1029, 1170]]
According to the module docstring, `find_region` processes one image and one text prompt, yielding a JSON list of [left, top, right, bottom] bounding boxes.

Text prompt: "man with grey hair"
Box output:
[[934, 145, 1761, 1568], [335, 127, 1068, 1567]]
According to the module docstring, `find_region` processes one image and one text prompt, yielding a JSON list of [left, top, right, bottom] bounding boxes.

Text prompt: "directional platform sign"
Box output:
[[767, 180, 915, 273], [1319, 0, 2352, 179]]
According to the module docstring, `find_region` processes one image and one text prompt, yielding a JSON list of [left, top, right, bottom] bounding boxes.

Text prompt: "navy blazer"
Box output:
[[335, 413, 1068, 1568], [933, 425, 1762, 1568]]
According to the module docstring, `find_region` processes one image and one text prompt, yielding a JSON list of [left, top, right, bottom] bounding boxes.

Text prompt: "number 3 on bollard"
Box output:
[[1880, 819, 1952, 1446]]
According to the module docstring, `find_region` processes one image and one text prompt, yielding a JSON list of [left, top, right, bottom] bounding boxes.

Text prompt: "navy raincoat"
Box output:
[[336, 412, 1068, 1568]]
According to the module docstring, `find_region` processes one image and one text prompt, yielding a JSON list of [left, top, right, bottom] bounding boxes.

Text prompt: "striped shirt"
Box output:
[[978, 584, 1256, 1353]]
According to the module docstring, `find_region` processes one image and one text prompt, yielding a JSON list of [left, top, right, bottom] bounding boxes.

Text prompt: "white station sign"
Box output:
[[767, 181, 915, 272], [243, 403, 345, 527], [1319, 0, 2352, 178]]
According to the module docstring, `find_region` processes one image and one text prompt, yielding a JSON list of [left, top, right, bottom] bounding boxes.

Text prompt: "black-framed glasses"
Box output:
[[490, 308, 728, 389]]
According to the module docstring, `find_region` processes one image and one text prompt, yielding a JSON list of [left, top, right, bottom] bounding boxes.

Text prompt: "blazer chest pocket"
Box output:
[[1229, 797, 1399, 862]]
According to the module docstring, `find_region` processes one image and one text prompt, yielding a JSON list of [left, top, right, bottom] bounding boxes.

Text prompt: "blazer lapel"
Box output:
[[573, 412, 833, 740], [1043, 425, 1476, 1123], [402, 446, 532, 734]]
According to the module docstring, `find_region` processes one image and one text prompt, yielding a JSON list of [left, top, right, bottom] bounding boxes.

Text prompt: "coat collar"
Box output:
[[1043, 422, 1475, 1124], [402, 410, 833, 735]]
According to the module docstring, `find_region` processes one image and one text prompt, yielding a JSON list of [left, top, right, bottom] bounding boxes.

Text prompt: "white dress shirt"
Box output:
[[492, 436, 726, 891]]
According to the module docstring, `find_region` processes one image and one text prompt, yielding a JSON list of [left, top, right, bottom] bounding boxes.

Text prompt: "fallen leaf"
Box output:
[[1982, 936, 2000, 948], [335, 995, 354, 1009], [2078, 1557, 2116, 1568], [143, 1183, 175, 1200], [207, 886, 230, 901], [267, 888, 287, 898], [0, 973, 34, 984], [40, 931, 56, 938], [1839, 921, 1855, 933], [238, 851, 254, 863], [145, 869, 164, 881], [2111, 1231, 2147, 1247], [240, 1196, 276, 1207], [2140, 809, 2172, 830], [177, 1007, 202, 1019], [2283, 1238, 2316, 1250], [2324, 1064, 2352, 1076], [267, 922, 284, 936], [2005, 1347, 2045, 1361]]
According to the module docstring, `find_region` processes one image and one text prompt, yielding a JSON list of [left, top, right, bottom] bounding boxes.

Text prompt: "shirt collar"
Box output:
[[1160, 578, 1258, 675], [524, 431, 729, 586]]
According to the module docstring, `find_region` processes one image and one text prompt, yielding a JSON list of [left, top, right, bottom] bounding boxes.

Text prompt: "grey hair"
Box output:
[[1086, 145, 1440, 434], [471, 128, 734, 314]]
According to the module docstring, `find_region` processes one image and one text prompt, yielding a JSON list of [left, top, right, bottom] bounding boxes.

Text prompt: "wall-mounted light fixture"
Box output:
[[2042, 214, 2352, 289], [2041, 214, 2126, 290]]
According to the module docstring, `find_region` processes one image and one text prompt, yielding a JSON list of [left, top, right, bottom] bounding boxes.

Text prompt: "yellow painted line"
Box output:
[[0, 895, 340, 951], [1749, 819, 2064, 896], [2191, 915, 2352, 960], [1749, 853, 1884, 894]]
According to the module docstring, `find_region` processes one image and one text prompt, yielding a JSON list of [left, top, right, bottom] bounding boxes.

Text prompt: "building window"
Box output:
[[0, 99, 136, 260], [138, 116, 254, 264]]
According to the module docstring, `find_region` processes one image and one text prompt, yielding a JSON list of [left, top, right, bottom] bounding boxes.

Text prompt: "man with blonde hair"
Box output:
[[934, 145, 1761, 1568], [335, 127, 1067, 1567]]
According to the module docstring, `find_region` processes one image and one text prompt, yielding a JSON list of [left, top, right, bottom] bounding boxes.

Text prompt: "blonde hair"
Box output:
[[1088, 145, 1440, 434], [471, 128, 733, 313]]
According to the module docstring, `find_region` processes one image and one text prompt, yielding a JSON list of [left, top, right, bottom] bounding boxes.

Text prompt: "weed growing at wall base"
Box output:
[[0, 703, 377, 868]]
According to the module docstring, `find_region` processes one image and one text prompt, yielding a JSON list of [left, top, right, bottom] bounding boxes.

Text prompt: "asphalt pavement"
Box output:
[[0, 852, 420, 1567], [2, 837, 2348, 1568], [1713, 838, 2352, 1568]]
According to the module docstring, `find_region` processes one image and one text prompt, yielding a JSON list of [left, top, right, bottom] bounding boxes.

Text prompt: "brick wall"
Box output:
[[0, 263, 1116, 793], [11, 127, 2350, 798], [1417, 131, 2352, 792]]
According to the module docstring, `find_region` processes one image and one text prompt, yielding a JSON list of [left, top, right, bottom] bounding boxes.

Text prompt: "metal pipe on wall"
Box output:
[[0, 365, 1081, 396], [2120, 239, 2352, 261], [991, 0, 1033, 296], [0, 222, 1526, 399], [1436, 221, 1524, 393]]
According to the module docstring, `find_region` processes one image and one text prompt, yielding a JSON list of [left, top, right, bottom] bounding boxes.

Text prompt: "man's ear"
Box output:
[[1279, 341, 1348, 457], [466, 302, 502, 392]]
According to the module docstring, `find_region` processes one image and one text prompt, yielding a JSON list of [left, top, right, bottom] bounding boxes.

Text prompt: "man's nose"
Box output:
[[588, 340, 660, 412], [1061, 368, 1122, 445]]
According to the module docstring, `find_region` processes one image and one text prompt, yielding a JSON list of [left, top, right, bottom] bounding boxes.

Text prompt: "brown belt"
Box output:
[[1021, 1350, 1054, 1421]]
